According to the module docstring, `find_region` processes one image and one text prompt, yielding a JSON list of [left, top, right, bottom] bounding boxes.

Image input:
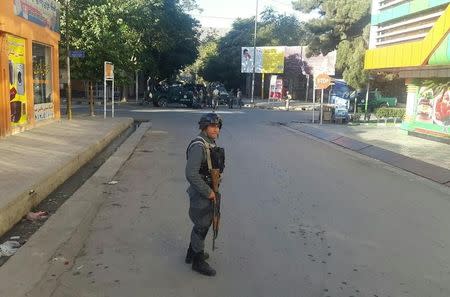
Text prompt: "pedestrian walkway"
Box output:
[[286, 123, 450, 187], [244, 99, 315, 110], [0, 117, 134, 236]]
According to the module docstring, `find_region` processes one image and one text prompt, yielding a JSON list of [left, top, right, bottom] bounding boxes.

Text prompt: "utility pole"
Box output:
[[250, 0, 258, 106], [135, 70, 139, 104], [66, 0, 72, 120]]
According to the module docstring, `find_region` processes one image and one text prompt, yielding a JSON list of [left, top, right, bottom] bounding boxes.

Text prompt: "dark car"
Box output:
[[151, 84, 201, 108]]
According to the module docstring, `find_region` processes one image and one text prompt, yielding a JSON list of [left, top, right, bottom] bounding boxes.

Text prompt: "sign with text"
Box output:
[[269, 75, 283, 99], [14, 0, 61, 32], [69, 50, 85, 58], [104, 62, 114, 80], [241, 47, 285, 74], [315, 73, 331, 89]]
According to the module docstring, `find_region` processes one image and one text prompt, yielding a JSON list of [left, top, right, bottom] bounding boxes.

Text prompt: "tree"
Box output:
[[60, 0, 200, 98], [133, 0, 199, 81], [199, 9, 309, 89], [293, 0, 371, 89], [179, 31, 219, 83]]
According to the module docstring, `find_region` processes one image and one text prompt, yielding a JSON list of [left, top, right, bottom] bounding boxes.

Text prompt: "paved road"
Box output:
[[48, 105, 450, 297]]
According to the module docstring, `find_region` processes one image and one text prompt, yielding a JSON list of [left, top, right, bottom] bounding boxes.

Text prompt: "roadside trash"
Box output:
[[107, 181, 119, 185], [26, 211, 48, 221], [52, 257, 70, 265], [10, 236, 20, 240], [52, 257, 67, 262], [0, 241, 20, 257]]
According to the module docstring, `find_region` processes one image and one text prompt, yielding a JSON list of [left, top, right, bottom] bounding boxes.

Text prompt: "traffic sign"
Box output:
[[69, 50, 85, 58], [315, 73, 331, 89]]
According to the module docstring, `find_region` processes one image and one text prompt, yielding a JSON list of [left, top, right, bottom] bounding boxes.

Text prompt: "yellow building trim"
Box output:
[[365, 4, 450, 70]]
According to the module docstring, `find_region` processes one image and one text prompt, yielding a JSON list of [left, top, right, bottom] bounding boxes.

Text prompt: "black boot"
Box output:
[[185, 244, 209, 264], [192, 252, 216, 276]]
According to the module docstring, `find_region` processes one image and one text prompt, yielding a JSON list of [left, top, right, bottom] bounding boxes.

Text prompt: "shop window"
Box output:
[[32, 43, 52, 104], [32, 43, 54, 120]]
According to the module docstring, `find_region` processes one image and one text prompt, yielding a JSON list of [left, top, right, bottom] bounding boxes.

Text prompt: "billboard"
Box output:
[[241, 47, 285, 74], [302, 50, 337, 76], [14, 0, 61, 32], [242, 46, 336, 76]]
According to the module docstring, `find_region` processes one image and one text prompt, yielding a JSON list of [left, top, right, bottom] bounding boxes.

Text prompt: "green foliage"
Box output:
[[60, 0, 199, 85], [375, 108, 406, 119], [293, 0, 371, 89]]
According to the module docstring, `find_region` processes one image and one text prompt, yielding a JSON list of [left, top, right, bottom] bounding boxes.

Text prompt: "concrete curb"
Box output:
[[0, 118, 134, 237], [0, 122, 152, 297], [283, 123, 450, 187]]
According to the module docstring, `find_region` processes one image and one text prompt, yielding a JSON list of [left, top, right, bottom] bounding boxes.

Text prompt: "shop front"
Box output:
[[365, 0, 450, 141], [0, 0, 60, 137]]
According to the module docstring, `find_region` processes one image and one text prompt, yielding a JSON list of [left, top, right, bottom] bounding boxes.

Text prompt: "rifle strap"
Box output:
[[204, 142, 213, 172], [187, 136, 213, 171]]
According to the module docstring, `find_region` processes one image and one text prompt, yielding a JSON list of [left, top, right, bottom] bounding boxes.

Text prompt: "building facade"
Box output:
[[0, 0, 61, 137], [365, 0, 450, 140]]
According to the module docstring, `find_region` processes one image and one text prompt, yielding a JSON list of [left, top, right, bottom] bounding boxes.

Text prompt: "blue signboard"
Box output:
[[70, 50, 86, 58]]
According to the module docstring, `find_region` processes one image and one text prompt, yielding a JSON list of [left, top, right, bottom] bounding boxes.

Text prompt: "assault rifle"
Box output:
[[211, 168, 221, 251]]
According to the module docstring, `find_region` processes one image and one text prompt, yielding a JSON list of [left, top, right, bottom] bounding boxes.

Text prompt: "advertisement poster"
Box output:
[[8, 35, 28, 126], [242, 46, 336, 76], [262, 47, 285, 73], [14, 0, 61, 32], [241, 47, 259, 73], [269, 75, 283, 99], [415, 86, 450, 132], [241, 47, 283, 74], [302, 49, 337, 76]]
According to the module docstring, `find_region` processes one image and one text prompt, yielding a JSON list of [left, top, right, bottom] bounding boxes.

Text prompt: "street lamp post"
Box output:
[[250, 0, 258, 106]]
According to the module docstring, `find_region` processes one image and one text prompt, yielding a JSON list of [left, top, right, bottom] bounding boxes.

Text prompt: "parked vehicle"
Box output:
[[352, 89, 398, 111], [329, 80, 398, 112], [150, 83, 201, 108], [329, 80, 353, 110]]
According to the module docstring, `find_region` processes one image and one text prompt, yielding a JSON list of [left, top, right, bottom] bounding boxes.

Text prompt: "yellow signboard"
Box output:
[[262, 47, 285, 74], [7, 35, 28, 126]]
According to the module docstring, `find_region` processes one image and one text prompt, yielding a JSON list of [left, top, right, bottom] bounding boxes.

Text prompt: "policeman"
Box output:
[[185, 113, 224, 277]]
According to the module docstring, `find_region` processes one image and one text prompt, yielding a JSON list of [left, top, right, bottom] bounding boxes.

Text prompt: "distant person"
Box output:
[[212, 88, 219, 110], [228, 89, 234, 109], [285, 91, 292, 111], [237, 89, 242, 109]]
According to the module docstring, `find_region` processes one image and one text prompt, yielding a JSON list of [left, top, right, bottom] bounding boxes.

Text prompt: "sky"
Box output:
[[192, 0, 317, 29]]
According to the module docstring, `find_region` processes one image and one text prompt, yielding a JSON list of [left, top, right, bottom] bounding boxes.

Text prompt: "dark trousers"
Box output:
[[189, 204, 213, 253]]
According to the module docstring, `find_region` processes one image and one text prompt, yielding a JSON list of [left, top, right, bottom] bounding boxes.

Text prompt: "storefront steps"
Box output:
[[283, 123, 450, 188], [0, 117, 135, 238]]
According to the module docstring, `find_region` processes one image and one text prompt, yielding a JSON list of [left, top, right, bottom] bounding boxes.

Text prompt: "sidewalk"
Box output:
[[286, 123, 450, 187], [247, 99, 316, 111], [0, 117, 134, 236]]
